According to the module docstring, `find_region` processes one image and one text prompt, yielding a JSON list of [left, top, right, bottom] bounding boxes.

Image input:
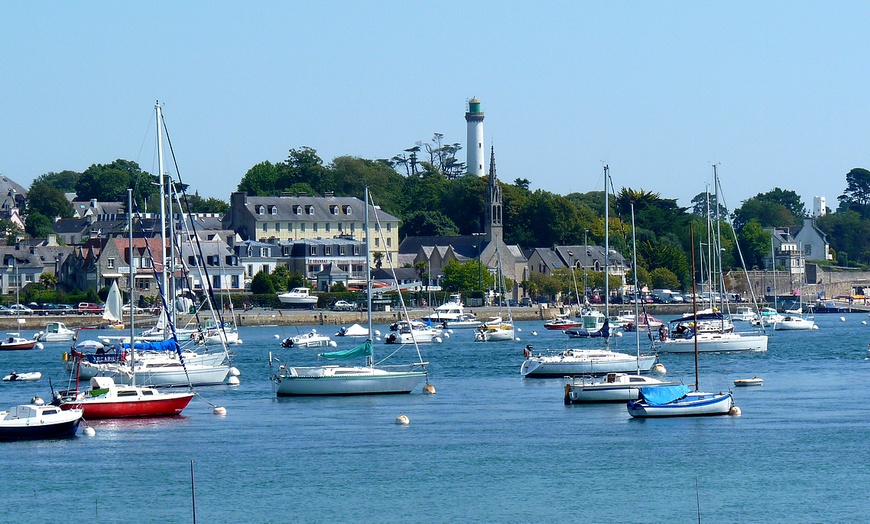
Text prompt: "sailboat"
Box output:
[[54, 190, 195, 418], [627, 225, 737, 417], [474, 250, 516, 342], [658, 166, 768, 353], [521, 165, 657, 378], [102, 281, 124, 329], [565, 201, 678, 403], [273, 188, 428, 396], [774, 247, 815, 330]]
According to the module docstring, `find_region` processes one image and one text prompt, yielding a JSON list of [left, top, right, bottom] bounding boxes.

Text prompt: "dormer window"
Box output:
[[257, 205, 265, 215], [344, 205, 352, 215], [294, 205, 302, 215], [307, 205, 315, 215], [330, 205, 339, 215], [270, 205, 277, 215]]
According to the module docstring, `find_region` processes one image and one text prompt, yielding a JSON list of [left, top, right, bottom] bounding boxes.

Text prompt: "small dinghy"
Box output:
[[733, 377, 763, 387], [3, 371, 42, 382]]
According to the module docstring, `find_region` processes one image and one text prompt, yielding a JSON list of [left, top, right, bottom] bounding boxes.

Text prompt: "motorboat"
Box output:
[[752, 307, 784, 326], [335, 323, 370, 337], [54, 376, 193, 418], [474, 316, 515, 342], [622, 312, 664, 333], [564, 310, 607, 338], [658, 310, 766, 353], [521, 348, 656, 377], [728, 306, 757, 322], [773, 314, 816, 331], [35, 322, 78, 342], [0, 333, 38, 351], [0, 403, 82, 440], [3, 371, 42, 382], [421, 294, 477, 328], [564, 373, 680, 403], [277, 287, 319, 307], [543, 314, 581, 331], [734, 377, 763, 387], [282, 329, 334, 348], [386, 321, 441, 344]]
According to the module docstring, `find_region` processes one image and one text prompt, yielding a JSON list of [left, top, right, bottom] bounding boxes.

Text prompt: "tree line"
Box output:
[[15, 135, 870, 293]]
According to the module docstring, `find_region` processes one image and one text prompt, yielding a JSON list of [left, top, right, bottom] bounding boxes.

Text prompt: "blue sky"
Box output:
[[2, 2, 869, 213]]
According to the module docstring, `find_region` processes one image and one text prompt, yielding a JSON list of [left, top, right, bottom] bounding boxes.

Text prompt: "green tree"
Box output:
[[732, 198, 796, 230], [24, 212, 55, 238], [76, 159, 158, 203], [238, 161, 280, 196], [401, 210, 459, 237], [441, 259, 494, 292], [182, 193, 230, 214], [250, 271, 275, 294], [276, 147, 327, 194], [736, 219, 771, 269], [649, 267, 680, 289], [27, 180, 73, 218], [34, 170, 80, 193]]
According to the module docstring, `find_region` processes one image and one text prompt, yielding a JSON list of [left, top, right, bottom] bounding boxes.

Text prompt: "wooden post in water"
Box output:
[[191, 459, 197, 524]]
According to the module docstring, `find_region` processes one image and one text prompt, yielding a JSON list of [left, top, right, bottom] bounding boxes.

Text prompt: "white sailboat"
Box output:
[[521, 165, 657, 378], [659, 165, 768, 353], [565, 201, 677, 402], [102, 281, 124, 329], [628, 225, 737, 418], [474, 251, 515, 342], [774, 248, 815, 330], [273, 188, 428, 396]]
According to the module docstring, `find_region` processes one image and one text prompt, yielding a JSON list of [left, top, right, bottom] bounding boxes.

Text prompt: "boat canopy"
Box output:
[[639, 385, 690, 405], [122, 339, 179, 352], [319, 340, 373, 360]]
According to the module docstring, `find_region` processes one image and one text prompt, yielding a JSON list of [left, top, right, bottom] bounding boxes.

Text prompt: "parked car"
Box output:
[[37, 303, 72, 316], [331, 300, 356, 311], [122, 304, 145, 315], [77, 302, 105, 314], [520, 297, 533, 307], [8, 303, 34, 315]]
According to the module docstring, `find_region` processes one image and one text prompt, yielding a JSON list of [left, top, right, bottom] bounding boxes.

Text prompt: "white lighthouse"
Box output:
[[465, 97, 485, 176]]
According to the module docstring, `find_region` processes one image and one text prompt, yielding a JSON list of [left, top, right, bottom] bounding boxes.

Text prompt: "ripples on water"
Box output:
[[1, 315, 868, 522]]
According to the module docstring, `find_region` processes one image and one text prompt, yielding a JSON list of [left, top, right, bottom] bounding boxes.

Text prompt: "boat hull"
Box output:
[[521, 353, 657, 377], [276, 370, 426, 396], [658, 333, 768, 353], [627, 391, 733, 417], [0, 407, 82, 440], [60, 394, 194, 418]]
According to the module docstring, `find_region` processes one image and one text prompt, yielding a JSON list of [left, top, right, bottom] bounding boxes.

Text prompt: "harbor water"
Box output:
[[1, 314, 868, 523]]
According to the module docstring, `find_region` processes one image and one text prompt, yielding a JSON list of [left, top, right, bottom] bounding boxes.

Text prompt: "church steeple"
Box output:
[[484, 146, 503, 244]]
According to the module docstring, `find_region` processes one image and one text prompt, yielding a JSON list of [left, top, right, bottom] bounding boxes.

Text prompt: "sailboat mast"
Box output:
[[364, 188, 373, 356], [631, 201, 640, 375], [691, 224, 699, 392], [604, 164, 609, 321], [156, 101, 170, 332], [128, 188, 136, 387], [713, 164, 725, 325]]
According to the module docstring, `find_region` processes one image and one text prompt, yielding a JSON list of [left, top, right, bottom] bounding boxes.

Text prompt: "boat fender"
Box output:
[[423, 383, 436, 394], [62, 352, 68, 362], [729, 405, 742, 416]]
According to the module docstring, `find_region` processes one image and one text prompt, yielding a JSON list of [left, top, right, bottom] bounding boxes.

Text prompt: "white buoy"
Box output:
[[651, 363, 667, 374], [329, 341, 338, 347], [229, 367, 241, 377], [395, 414, 410, 425], [517, 327, 522, 332], [515, 337, 521, 341], [434, 337, 443, 343], [31, 396, 44, 406], [840, 317, 846, 322], [862, 321, 867, 325], [812, 325, 819, 330], [448, 329, 454, 334], [235, 339, 244, 344], [729, 405, 742, 416], [227, 376, 241, 386], [83, 426, 96, 437], [35, 342, 44, 350], [423, 383, 436, 395], [531, 331, 538, 336], [615, 331, 623, 337], [443, 332, 450, 339], [213, 406, 227, 415], [374, 329, 381, 337]]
